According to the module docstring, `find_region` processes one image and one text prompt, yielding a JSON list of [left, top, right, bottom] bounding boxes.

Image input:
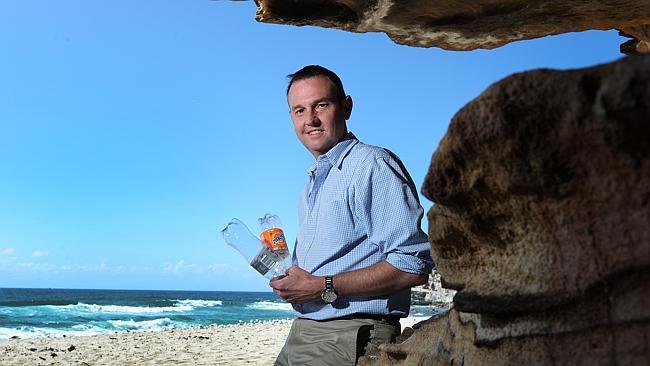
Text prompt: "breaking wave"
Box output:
[[247, 301, 293, 312]]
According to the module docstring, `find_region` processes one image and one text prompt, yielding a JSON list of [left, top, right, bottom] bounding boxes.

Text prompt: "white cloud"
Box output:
[[17, 262, 57, 272], [1, 248, 16, 256], [207, 263, 238, 273], [159, 261, 241, 276], [164, 260, 210, 274], [32, 250, 49, 257], [12, 261, 112, 274]]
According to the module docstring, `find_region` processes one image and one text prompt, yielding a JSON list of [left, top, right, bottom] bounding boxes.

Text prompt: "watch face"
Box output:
[[321, 289, 337, 303]]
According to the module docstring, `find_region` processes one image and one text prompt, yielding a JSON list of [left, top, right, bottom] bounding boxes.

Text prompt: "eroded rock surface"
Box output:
[[423, 54, 650, 313], [364, 306, 650, 366], [251, 0, 650, 51], [362, 54, 650, 365]]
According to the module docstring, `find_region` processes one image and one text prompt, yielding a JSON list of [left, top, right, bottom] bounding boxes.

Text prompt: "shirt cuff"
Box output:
[[386, 252, 432, 274]]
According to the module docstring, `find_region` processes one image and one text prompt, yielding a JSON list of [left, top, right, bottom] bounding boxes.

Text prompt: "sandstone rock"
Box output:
[[422, 54, 649, 314], [621, 25, 650, 54], [362, 306, 650, 366], [250, 0, 650, 51], [362, 54, 650, 365]]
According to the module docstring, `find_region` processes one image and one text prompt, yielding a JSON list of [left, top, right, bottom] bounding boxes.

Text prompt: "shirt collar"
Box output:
[[307, 132, 358, 176]]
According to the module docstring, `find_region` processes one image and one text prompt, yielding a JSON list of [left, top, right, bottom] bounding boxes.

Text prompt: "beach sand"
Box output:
[[0, 317, 428, 365]]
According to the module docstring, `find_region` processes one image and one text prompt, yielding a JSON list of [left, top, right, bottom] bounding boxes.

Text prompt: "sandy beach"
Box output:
[[0, 317, 428, 365]]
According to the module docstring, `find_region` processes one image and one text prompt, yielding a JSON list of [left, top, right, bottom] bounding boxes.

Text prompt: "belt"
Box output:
[[335, 313, 401, 323]]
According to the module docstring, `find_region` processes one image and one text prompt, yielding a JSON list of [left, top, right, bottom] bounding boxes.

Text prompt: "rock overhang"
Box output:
[[247, 0, 650, 52]]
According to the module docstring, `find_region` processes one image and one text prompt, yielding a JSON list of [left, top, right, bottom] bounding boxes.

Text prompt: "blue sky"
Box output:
[[0, 1, 625, 291]]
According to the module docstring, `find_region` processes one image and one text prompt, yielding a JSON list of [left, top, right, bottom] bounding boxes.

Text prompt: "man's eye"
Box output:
[[316, 103, 328, 109], [294, 109, 304, 115]]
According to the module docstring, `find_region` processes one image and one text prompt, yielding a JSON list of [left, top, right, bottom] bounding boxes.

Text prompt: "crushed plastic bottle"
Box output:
[[221, 217, 291, 279]]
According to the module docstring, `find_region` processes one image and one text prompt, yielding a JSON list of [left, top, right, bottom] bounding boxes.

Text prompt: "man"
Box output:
[[270, 65, 433, 365]]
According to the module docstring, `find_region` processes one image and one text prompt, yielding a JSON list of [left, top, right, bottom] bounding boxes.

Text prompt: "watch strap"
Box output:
[[325, 276, 334, 290]]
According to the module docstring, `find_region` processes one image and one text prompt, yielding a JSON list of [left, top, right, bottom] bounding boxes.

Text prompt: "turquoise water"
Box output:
[[0, 288, 294, 339]]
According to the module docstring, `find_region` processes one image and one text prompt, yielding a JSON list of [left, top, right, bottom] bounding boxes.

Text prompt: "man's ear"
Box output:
[[344, 95, 353, 120]]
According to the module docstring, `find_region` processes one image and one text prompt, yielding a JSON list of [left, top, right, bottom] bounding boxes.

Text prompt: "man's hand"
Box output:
[[269, 266, 323, 304], [269, 262, 429, 304]]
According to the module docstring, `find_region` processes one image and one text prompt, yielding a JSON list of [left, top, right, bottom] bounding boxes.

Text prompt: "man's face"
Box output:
[[287, 76, 352, 158]]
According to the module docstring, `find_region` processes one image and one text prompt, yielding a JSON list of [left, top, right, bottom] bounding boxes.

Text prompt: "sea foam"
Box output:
[[108, 317, 175, 331], [53, 303, 193, 314], [247, 301, 294, 311], [174, 299, 222, 307], [1, 325, 109, 339]]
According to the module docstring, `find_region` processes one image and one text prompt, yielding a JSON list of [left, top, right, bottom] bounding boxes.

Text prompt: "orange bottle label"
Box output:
[[260, 228, 288, 251]]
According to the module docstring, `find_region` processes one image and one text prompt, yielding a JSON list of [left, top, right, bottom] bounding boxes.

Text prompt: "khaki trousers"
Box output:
[[275, 317, 400, 366]]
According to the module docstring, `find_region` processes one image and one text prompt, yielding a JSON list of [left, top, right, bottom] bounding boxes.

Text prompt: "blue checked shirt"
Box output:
[[293, 133, 433, 320]]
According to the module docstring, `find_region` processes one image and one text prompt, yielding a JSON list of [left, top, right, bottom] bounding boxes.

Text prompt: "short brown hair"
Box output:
[[286, 65, 346, 102]]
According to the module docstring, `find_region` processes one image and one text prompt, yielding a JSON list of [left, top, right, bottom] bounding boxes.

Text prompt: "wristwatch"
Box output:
[[321, 276, 338, 304]]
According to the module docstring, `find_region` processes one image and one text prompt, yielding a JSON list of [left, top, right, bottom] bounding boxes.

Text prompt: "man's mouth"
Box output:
[[306, 129, 324, 135]]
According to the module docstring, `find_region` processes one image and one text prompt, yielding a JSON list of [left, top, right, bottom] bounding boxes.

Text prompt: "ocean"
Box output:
[[0, 288, 294, 340], [0, 288, 440, 340]]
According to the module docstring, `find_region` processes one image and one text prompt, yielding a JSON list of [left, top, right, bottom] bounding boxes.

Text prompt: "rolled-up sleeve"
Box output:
[[354, 154, 434, 274]]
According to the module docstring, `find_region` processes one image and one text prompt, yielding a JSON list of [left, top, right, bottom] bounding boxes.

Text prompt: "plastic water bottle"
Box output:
[[221, 217, 290, 279]]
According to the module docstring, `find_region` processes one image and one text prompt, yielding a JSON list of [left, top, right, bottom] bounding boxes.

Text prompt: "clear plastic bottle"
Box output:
[[221, 218, 290, 279]]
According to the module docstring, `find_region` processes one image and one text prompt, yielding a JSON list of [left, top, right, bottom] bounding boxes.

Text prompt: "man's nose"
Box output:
[[306, 110, 321, 125]]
